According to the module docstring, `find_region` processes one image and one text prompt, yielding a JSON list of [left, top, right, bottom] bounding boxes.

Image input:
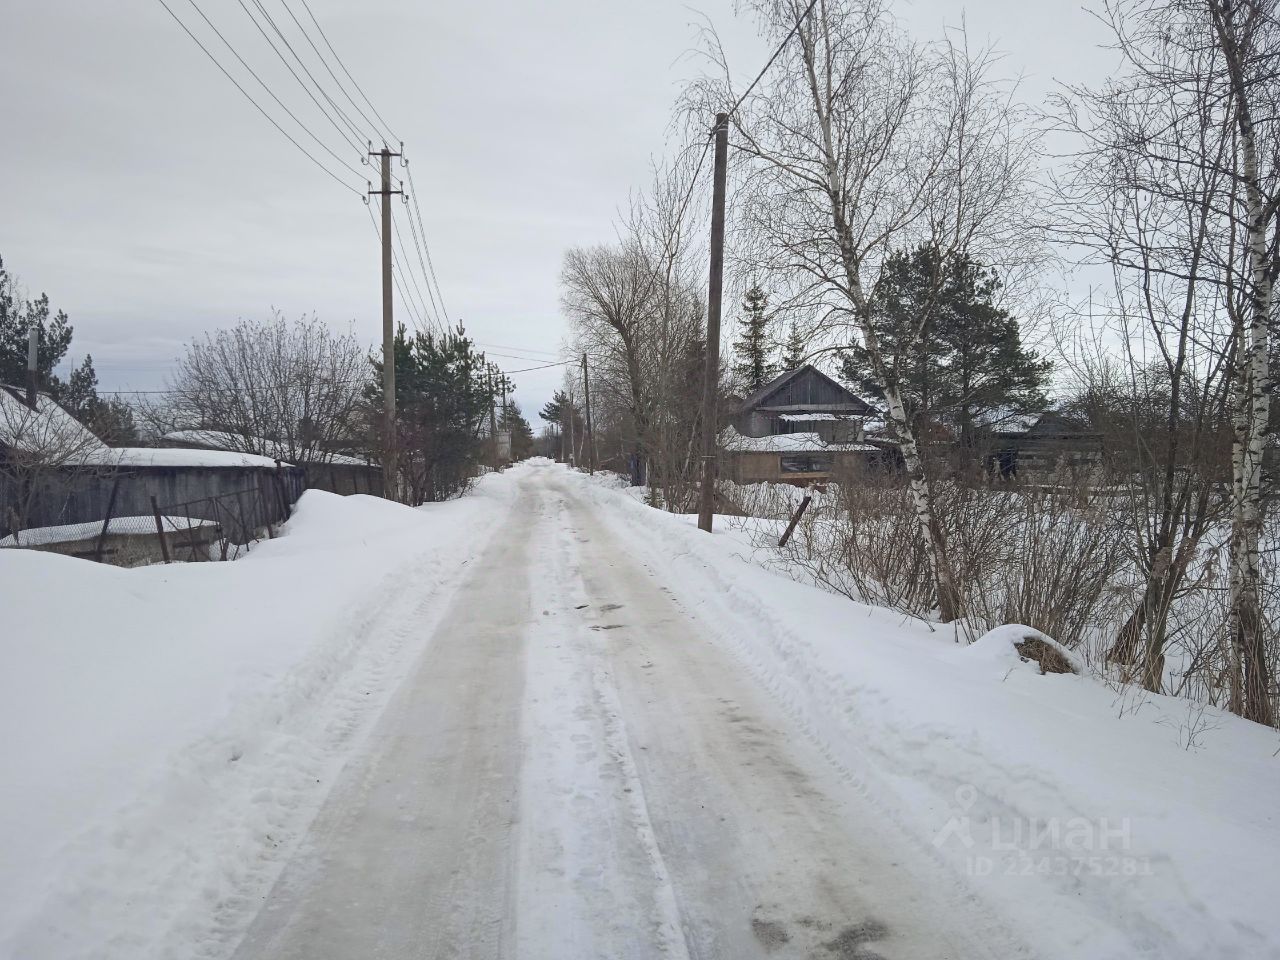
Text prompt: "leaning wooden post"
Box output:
[[150, 495, 171, 564], [778, 493, 813, 548]]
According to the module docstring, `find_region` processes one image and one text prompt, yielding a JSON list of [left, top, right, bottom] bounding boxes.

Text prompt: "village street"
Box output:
[[228, 462, 1024, 959]]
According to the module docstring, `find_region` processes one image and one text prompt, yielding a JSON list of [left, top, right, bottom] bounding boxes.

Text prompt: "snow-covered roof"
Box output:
[[974, 408, 1044, 433], [1, 515, 217, 548], [779, 412, 854, 422], [161, 429, 372, 467], [719, 427, 876, 453], [0, 386, 108, 459], [94, 447, 290, 469]]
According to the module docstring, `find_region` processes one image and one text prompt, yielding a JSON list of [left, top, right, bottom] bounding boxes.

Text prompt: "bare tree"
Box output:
[[1054, 6, 1239, 694], [164, 312, 371, 465], [562, 158, 708, 502], [697, 0, 1041, 620], [1056, 0, 1277, 722], [0, 386, 111, 536], [1207, 0, 1279, 725]]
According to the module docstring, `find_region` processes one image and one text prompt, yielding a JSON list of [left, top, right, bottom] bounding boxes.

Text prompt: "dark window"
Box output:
[[780, 454, 832, 474]]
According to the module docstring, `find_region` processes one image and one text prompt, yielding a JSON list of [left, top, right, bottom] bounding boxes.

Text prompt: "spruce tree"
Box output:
[[840, 245, 1050, 443], [732, 285, 776, 391], [781, 320, 806, 371], [0, 255, 74, 388]]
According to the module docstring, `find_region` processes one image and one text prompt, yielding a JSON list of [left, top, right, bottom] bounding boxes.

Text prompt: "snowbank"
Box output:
[[0, 476, 518, 959], [571, 471, 1280, 960]]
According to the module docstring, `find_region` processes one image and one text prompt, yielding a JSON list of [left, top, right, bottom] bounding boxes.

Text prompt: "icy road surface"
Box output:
[[232, 464, 1028, 959], [230, 463, 1029, 957]]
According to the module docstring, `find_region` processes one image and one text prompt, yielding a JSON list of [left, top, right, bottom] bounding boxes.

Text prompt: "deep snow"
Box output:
[[0, 477, 516, 958], [1, 460, 1277, 959]]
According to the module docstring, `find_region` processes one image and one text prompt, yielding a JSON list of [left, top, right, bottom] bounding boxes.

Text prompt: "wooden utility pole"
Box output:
[[25, 325, 38, 408], [582, 353, 595, 475], [697, 113, 730, 533], [368, 143, 403, 499], [567, 392, 576, 467], [488, 368, 499, 469]]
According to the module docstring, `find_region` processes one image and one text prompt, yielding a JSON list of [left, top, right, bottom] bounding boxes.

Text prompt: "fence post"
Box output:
[[150, 496, 171, 563], [182, 515, 204, 561], [273, 461, 290, 521], [778, 493, 813, 548], [257, 477, 276, 539], [93, 473, 124, 563]]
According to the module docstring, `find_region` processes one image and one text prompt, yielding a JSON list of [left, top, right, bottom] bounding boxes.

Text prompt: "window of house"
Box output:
[[780, 454, 832, 474]]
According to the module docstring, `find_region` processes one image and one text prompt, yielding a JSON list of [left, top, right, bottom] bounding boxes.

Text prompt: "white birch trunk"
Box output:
[[1228, 109, 1273, 724]]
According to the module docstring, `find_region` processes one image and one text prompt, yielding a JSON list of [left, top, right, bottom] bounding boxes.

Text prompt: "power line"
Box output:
[[235, 0, 367, 154], [727, 0, 819, 118], [396, 188, 448, 334], [153, 0, 362, 195], [366, 199, 426, 333], [476, 342, 560, 357], [249, 0, 371, 146], [482, 350, 566, 364], [391, 210, 439, 334], [277, 0, 397, 148], [404, 161, 451, 323], [296, 0, 399, 146], [501, 359, 575, 374], [179, 0, 366, 182]]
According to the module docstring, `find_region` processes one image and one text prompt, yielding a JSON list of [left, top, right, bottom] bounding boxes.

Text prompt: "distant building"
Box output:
[[161, 429, 381, 497], [983, 409, 1103, 481], [721, 366, 884, 484]]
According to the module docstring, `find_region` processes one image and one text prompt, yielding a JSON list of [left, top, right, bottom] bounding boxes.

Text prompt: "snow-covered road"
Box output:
[[231, 463, 1027, 959]]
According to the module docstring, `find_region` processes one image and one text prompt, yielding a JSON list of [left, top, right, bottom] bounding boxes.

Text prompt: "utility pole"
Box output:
[[488, 368, 499, 470], [567, 391, 576, 468], [697, 112, 729, 533], [25, 325, 38, 408], [582, 353, 595, 475], [368, 143, 403, 500]]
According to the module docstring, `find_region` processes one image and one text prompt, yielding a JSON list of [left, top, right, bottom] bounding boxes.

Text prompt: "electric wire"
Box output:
[[366, 200, 427, 333], [397, 188, 448, 334], [296, 0, 399, 145], [235, 0, 367, 154], [391, 211, 439, 334], [178, 0, 366, 181], [153, 0, 362, 195], [278, 0, 397, 148], [248, 0, 370, 145], [727, 0, 819, 118], [404, 162, 451, 323]]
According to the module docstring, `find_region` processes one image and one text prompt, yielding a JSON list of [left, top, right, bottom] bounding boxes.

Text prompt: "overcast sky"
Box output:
[[0, 0, 1116, 423]]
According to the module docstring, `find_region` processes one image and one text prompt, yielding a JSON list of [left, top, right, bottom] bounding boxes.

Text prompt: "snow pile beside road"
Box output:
[[0, 477, 516, 959], [575, 469, 1280, 960]]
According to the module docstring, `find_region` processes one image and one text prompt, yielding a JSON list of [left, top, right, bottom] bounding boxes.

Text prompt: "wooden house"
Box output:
[[987, 410, 1103, 481], [722, 366, 883, 484]]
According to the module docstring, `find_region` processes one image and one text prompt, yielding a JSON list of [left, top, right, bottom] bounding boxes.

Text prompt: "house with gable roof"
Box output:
[[720, 365, 887, 484]]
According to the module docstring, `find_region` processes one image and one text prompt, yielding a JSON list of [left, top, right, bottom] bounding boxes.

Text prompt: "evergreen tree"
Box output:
[[732, 285, 776, 391], [0, 254, 136, 441], [781, 320, 806, 371], [368, 324, 495, 502], [0, 255, 74, 389], [539, 390, 573, 426], [500, 401, 535, 460], [840, 245, 1051, 443]]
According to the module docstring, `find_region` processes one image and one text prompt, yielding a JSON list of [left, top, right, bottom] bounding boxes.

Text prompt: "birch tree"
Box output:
[[705, 0, 1040, 620], [1208, 0, 1278, 725]]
